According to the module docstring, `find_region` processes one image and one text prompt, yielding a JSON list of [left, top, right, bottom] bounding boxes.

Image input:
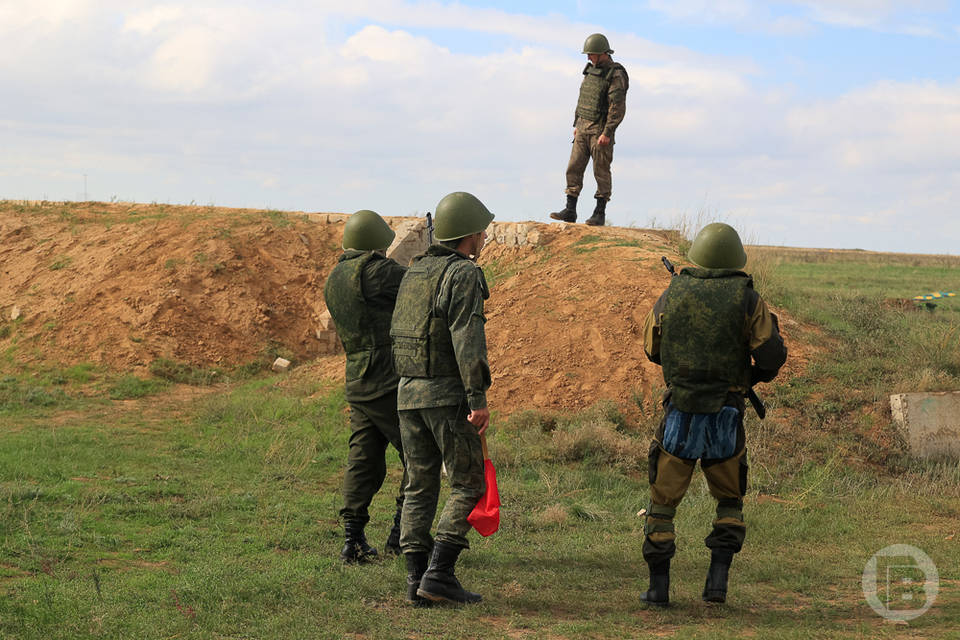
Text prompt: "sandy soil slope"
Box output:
[[0, 201, 809, 416]]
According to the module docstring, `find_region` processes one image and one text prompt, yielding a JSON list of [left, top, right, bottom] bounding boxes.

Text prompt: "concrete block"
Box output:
[[890, 391, 960, 460], [315, 328, 343, 354], [318, 311, 336, 330], [387, 218, 430, 266], [271, 357, 291, 372]]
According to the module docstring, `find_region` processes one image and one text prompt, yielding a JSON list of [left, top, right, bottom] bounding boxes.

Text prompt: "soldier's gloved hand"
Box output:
[[468, 408, 490, 436]]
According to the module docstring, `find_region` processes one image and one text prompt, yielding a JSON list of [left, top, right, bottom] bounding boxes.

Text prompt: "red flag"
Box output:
[[467, 434, 500, 536]]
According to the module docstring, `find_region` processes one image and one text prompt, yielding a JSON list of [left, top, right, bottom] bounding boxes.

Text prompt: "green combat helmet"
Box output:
[[687, 222, 747, 270], [582, 33, 613, 54], [433, 192, 495, 241], [342, 209, 396, 251]]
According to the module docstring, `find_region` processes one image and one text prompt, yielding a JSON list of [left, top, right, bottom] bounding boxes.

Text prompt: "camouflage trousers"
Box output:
[[398, 403, 485, 553], [564, 129, 615, 201], [643, 396, 749, 566], [340, 390, 406, 526]]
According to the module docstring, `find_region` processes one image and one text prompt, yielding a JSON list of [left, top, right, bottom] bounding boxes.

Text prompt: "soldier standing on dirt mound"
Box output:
[[324, 210, 409, 564], [391, 191, 494, 606], [550, 33, 628, 227], [640, 223, 787, 607]]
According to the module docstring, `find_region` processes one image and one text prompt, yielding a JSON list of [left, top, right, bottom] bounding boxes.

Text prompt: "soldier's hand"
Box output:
[[573, 127, 577, 138], [598, 134, 611, 146], [467, 408, 490, 435]]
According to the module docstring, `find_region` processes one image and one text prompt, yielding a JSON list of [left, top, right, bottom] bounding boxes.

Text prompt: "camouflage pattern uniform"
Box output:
[[324, 249, 408, 529], [565, 58, 629, 202], [392, 245, 491, 554], [641, 267, 787, 567]]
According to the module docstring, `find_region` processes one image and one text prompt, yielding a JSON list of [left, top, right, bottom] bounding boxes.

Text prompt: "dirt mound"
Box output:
[[0, 202, 341, 369], [0, 201, 808, 416], [483, 226, 809, 415]]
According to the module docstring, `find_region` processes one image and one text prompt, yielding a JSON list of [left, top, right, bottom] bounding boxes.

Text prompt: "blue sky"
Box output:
[[2, 1, 960, 253]]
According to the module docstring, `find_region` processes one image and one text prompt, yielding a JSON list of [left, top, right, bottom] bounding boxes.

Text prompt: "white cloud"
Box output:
[[786, 80, 960, 169], [346, 25, 446, 68], [122, 5, 186, 33]]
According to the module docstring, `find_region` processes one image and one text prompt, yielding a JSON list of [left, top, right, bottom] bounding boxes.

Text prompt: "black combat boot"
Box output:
[[702, 551, 733, 603], [340, 520, 378, 564], [417, 541, 482, 604], [639, 561, 670, 607], [384, 504, 402, 555], [549, 195, 578, 223], [405, 552, 431, 607], [585, 198, 606, 226]]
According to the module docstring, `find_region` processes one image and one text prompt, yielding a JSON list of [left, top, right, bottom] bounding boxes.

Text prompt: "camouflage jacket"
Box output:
[[395, 245, 491, 411], [642, 268, 787, 413], [324, 250, 407, 402], [573, 58, 628, 140]]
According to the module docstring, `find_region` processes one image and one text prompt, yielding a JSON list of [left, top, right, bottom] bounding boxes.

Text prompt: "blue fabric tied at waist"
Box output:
[[662, 404, 740, 460]]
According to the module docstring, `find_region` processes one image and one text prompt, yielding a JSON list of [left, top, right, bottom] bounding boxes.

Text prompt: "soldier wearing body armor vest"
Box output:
[[550, 33, 628, 226], [391, 191, 494, 606], [323, 210, 409, 564], [640, 223, 787, 607]]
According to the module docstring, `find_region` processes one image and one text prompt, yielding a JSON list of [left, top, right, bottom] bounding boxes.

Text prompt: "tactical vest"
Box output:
[[390, 252, 463, 378], [575, 62, 624, 124], [660, 269, 754, 413], [324, 251, 395, 383]]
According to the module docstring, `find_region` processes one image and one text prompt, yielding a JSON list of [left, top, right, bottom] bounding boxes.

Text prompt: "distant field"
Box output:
[[751, 244, 960, 268]]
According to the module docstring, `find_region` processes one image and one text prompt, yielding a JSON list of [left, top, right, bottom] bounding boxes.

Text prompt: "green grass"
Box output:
[[0, 369, 955, 639], [0, 382, 956, 638], [148, 358, 225, 386], [108, 375, 169, 400], [765, 261, 960, 396], [482, 257, 519, 289]]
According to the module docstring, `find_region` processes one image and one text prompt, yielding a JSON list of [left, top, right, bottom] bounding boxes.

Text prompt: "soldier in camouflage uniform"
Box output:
[[550, 33, 628, 227], [324, 210, 408, 564], [391, 191, 494, 606], [640, 223, 787, 606]]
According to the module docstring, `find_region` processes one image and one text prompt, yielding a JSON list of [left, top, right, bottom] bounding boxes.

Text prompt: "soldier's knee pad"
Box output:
[[644, 504, 677, 542], [715, 498, 744, 526]]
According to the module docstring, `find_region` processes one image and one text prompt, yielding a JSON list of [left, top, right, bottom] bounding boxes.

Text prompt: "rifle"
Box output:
[[660, 256, 767, 419], [426, 212, 434, 245]]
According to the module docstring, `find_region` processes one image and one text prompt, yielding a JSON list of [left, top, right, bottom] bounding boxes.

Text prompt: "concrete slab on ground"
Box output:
[[890, 391, 960, 460]]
